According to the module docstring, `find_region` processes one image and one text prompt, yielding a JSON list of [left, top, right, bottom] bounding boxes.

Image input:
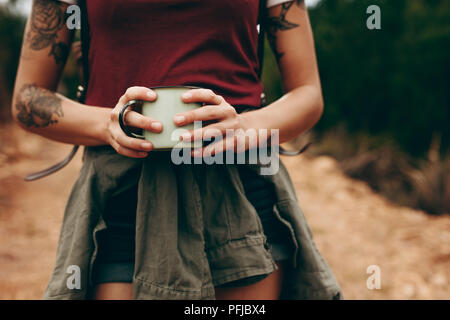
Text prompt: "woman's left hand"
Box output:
[[174, 88, 266, 157]]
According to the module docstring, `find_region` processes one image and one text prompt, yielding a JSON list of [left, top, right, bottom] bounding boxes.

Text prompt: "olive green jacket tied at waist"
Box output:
[[43, 145, 343, 300]]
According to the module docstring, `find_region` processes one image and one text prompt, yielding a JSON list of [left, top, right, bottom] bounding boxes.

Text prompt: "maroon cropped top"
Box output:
[[83, 0, 264, 110]]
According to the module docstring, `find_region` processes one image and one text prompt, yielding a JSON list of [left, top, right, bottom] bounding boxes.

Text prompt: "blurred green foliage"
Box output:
[[263, 0, 450, 158]]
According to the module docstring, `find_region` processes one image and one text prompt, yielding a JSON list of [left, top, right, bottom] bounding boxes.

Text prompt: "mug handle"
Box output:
[[118, 100, 146, 140]]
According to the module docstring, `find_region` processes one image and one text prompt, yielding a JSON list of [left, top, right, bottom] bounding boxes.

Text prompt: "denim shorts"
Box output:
[[91, 163, 295, 288]]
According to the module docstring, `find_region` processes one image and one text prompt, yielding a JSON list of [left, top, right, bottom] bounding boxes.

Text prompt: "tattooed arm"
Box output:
[[27, 0, 70, 65], [240, 0, 324, 143], [12, 0, 110, 146]]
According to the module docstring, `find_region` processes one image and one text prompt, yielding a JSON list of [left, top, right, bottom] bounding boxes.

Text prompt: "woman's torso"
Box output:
[[84, 0, 263, 110]]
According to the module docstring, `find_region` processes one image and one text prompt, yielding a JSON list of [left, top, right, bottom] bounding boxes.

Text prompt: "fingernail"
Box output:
[[151, 122, 162, 130], [182, 92, 192, 99], [142, 142, 152, 149], [147, 91, 156, 98], [181, 132, 191, 141], [174, 115, 185, 124]]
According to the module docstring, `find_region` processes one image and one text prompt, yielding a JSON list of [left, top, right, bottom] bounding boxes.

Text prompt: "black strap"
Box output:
[[79, 0, 90, 90], [257, 0, 267, 81], [24, 145, 80, 181]]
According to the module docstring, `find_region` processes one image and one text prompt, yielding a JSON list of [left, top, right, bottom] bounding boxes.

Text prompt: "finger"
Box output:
[[180, 121, 228, 142], [112, 128, 154, 152], [174, 104, 236, 126], [193, 136, 238, 158], [195, 129, 260, 157], [180, 114, 247, 142], [118, 86, 157, 106], [181, 88, 224, 105], [110, 138, 149, 158], [124, 110, 163, 132]]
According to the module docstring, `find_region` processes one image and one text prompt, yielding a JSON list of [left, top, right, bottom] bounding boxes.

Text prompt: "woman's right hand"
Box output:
[[106, 87, 163, 158]]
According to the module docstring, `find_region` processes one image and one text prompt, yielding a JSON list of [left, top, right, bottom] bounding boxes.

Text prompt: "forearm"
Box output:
[[12, 84, 109, 146], [241, 84, 324, 144], [250, 0, 323, 144]]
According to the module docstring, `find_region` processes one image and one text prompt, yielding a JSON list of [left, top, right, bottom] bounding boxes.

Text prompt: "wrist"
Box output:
[[238, 108, 275, 147], [88, 106, 111, 146], [239, 108, 274, 134]]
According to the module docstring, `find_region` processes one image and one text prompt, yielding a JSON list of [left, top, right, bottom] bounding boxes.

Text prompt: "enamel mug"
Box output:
[[118, 86, 203, 150]]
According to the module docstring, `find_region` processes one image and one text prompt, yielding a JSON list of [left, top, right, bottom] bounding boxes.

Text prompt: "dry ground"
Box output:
[[0, 125, 448, 299]]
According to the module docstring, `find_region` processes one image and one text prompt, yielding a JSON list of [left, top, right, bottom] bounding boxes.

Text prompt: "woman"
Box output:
[[12, 0, 342, 300]]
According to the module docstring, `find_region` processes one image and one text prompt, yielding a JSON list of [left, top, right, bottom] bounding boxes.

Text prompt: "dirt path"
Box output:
[[0, 125, 448, 299]]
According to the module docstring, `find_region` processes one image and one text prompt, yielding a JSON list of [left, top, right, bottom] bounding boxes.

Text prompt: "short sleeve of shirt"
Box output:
[[267, 0, 293, 7]]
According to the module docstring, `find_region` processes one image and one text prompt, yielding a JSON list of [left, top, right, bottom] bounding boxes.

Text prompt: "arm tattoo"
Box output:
[[266, 0, 304, 62], [27, 0, 69, 64], [15, 84, 64, 128]]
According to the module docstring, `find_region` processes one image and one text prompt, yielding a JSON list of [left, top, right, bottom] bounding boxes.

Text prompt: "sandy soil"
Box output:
[[0, 124, 448, 299]]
